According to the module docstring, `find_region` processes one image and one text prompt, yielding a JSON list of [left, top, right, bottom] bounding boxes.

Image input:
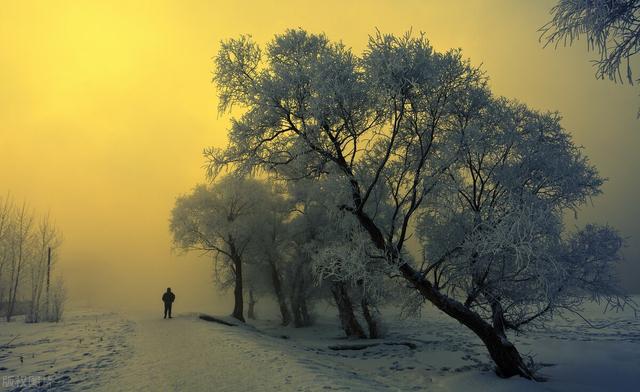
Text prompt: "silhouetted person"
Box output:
[[162, 287, 175, 319]]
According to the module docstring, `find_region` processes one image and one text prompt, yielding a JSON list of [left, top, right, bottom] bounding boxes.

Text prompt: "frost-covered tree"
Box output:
[[245, 181, 293, 325], [282, 216, 324, 328], [416, 96, 628, 352], [303, 177, 391, 339], [282, 178, 338, 328], [171, 176, 296, 323], [542, 0, 640, 114], [287, 176, 386, 337], [5, 201, 34, 322], [312, 212, 389, 339], [209, 29, 628, 378], [170, 176, 272, 322]]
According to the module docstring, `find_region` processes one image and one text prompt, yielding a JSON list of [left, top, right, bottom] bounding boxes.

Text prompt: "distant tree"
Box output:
[[209, 29, 630, 379], [303, 177, 389, 339], [249, 182, 293, 325], [282, 179, 332, 328], [0, 194, 13, 313], [287, 177, 369, 337], [542, 0, 640, 114], [5, 201, 34, 322], [280, 234, 316, 328], [170, 176, 271, 322], [312, 216, 387, 339]]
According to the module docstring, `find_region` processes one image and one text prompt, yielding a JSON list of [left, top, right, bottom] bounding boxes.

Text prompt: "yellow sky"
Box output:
[[1, 0, 638, 311]]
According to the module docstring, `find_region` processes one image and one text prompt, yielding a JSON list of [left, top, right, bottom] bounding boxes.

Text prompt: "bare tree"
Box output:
[[27, 214, 62, 323], [6, 201, 34, 322], [0, 194, 14, 313], [0, 195, 66, 322]]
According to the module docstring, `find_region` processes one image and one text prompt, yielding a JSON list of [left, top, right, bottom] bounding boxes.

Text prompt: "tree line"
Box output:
[[170, 176, 388, 337], [0, 194, 66, 323]]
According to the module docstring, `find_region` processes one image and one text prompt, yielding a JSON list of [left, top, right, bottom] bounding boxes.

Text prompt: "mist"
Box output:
[[1, 0, 638, 317]]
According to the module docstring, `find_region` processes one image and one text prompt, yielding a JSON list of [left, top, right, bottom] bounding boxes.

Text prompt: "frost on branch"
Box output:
[[417, 98, 632, 331], [310, 209, 390, 301]]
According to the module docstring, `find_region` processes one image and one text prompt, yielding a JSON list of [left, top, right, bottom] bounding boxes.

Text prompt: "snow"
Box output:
[[0, 310, 133, 391], [1, 299, 639, 391]]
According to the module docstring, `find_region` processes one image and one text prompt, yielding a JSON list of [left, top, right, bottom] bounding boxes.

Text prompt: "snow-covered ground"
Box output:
[[1, 299, 638, 391], [0, 310, 133, 391]]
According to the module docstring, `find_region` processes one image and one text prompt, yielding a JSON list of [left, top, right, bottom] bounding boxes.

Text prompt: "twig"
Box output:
[[0, 335, 19, 350], [561, 307, 623, 329]]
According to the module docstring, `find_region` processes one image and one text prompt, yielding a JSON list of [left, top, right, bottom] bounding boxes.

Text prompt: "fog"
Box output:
[[0, 0, 638, 315]]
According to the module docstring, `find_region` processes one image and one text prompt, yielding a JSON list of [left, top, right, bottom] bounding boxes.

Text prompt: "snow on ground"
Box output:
[[0, 310, 133, 391], [1, 299, 639, 391]]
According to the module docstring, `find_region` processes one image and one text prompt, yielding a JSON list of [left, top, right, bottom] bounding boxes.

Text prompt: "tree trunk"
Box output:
[[231, 252, 245, 323], [331, 282, 366, 339], [398, 263, 534, 379], [247, 288, 256, 320], [7, 261, 22, 322], [290, 262, 312, 327], [290, 292, 311, 327], [348, 203, 534, 378], [290, 289, 305, 327], [361, 296, 380, 339], [300, 296, 311, 326], [45, 246, 51, 320], [268, 258, 291, 326]]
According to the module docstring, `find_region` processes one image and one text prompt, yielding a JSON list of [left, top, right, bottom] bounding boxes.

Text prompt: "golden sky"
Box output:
[[1, 0, 638, 311]]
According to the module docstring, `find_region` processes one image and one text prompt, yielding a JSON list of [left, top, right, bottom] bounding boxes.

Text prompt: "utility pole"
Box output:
[[46, 247, 51, 319]]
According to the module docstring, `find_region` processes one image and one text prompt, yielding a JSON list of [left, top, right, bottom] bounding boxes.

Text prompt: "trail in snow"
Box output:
[[97, 313, 388, 391]]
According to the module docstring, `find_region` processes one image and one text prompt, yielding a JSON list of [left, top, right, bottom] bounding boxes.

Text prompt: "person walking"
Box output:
[[162, 287, 176, 319]]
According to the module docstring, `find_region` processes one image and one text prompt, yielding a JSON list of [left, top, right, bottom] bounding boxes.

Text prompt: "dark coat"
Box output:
[[162, 292, 175, 303]]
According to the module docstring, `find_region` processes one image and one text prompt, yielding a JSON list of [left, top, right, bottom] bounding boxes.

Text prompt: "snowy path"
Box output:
[[96, 313, 389, 392]]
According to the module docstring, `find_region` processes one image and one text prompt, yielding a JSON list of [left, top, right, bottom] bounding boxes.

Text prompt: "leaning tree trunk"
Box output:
[[350, 207, 534, 378], [398, 263, 534, 379], [331, 282, 366, 339], [268, 258, 291, 325]]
